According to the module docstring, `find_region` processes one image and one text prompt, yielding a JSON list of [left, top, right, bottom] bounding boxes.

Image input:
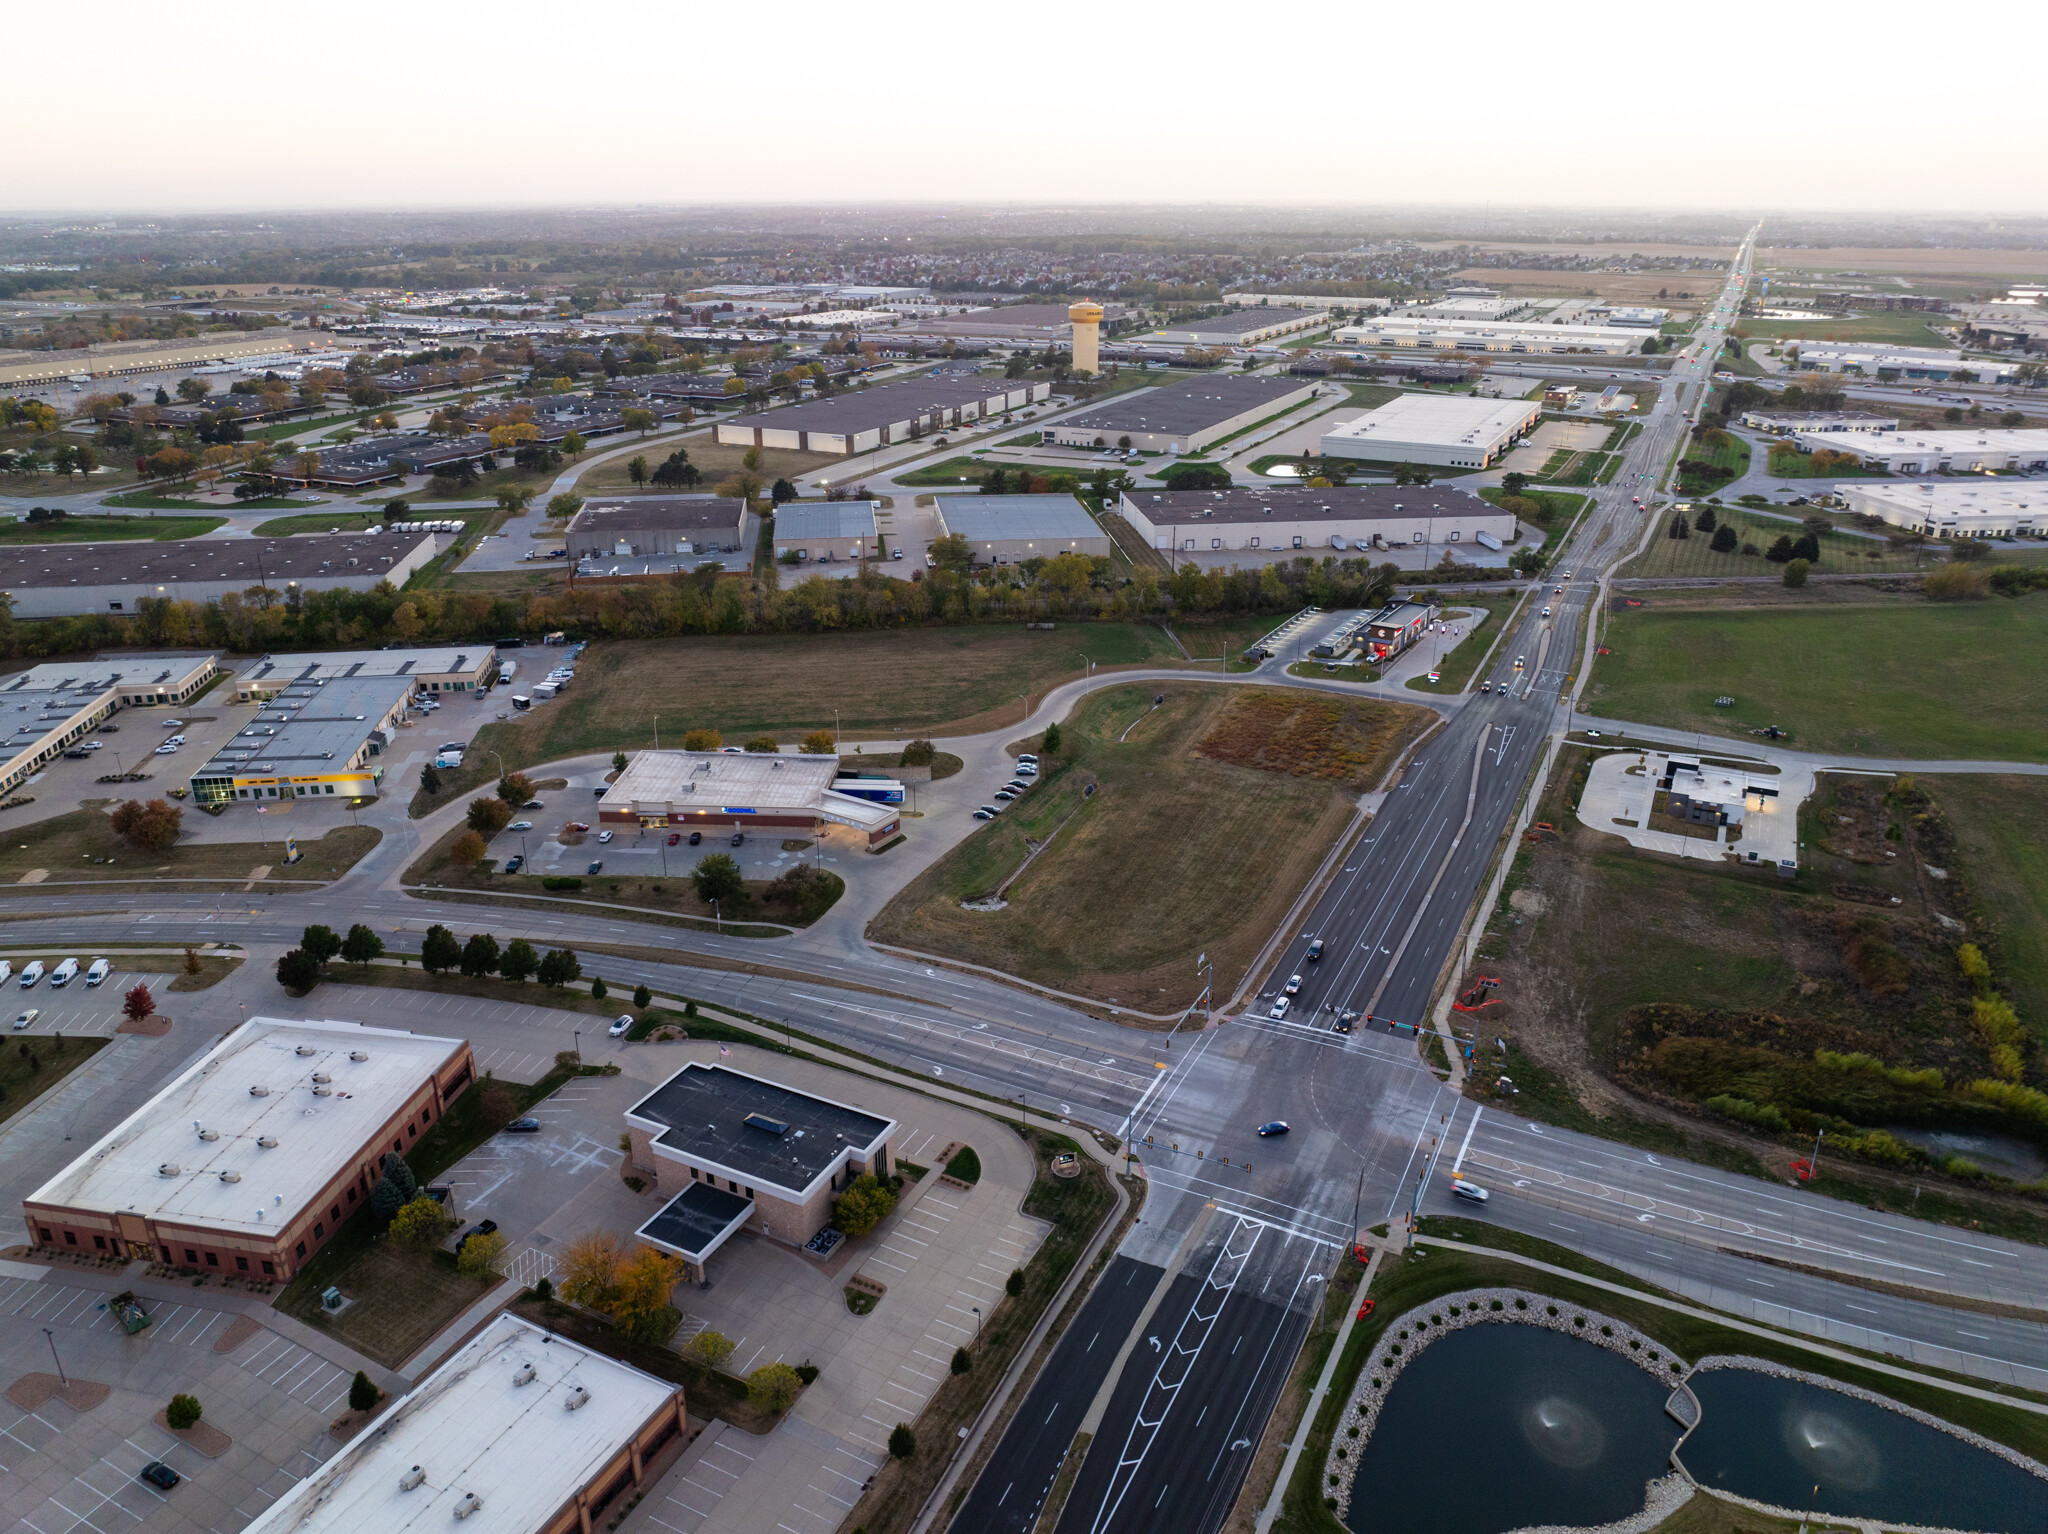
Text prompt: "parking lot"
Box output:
[[493, 816, 869, 884], [0, 1262, 382, 1534], [10, 699, 258, 831], [4, 956, 184, 1038]]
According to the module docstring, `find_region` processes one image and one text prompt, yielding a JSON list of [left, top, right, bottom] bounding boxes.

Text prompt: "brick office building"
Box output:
[[24, 1017, 474, 1280]]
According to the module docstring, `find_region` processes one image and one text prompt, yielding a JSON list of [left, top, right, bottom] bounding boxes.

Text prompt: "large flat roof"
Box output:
[[1125, 484, 1498, 525], [1798, 426, 2048, 454], [0, 654, 215, 700], [1056, 376, 1312, 436], [626, 1063, 894, 1199], [725, 375, 1020, 437], [27, 1017, 467, 1233], [638, 1179, 755, 1261], [934, 495, 1104, 543], [772, 502, 879, 542], [0, 532, 435, 593], [240, 1314, 677, 1534], [191, 675, 411, 783], [238, 646, 492, 685], [608, 749, 839, 811], [568, 496, 748, 535], [1323, 394, 1537, 451], [1156, 307, 1319, 335]]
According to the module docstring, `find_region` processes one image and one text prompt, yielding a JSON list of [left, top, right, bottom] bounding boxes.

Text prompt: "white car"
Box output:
[[162, 720, 184, 730], [1283, 974, 1303, 995], [11, 1009, 36, 1030], [1452, 1179, 1491, 1203], [597, 830, 613, 844], [154, 744, 179, 756], [1268, 997, 1291, 1020], [608, 1014, 633, 1037], [508, 820, 533, 832]]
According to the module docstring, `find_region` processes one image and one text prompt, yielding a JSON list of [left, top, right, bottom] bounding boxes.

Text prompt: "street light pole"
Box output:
[[572, 1028, 581, 1063], [43, 1327, 65, 1386]]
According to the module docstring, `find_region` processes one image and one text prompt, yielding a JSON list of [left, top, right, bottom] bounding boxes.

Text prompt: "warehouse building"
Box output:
[[601, 749, 901, 846], [1048, 375, 1320, 454], [189, 674, 413, 805], [1835, 481, 2048, 539], [566, 496, 754, 561], [1787, 342, 2022, 384], [0, 330, 321, 390], [24, 1016, 475, 1279], [0, 531, 441, 620], [716, 376, 1050, 456], [933, 494, 1112, 565], [241, 1313, 687, 1534], [1739, 409, 1898, 435], [771, 501, 882, 564], [1331, 317, 1643, 356], [1116, 484, 1513, 557], [1409, 296, 1532, 322], [626, 1062, 898, 1280], [234, 645, 498, 701], [1789, 426, 2048, 474], [1321, 393, 1540, 469], [906, 301, 1132, 342], [1146, 308, 1326, 346], [0, 653, 220, 797]]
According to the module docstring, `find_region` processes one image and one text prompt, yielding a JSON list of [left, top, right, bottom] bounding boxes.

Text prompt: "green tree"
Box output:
[[612, 750, 628, 773], [686, 1329, 736, 1369], [1782, 557, 1810, 588], [468, 796, 513, 835], [349, 1370, 379, 1413], [537, 947, 581, 988], [301, 924, 343, 966], [799, 729, 836, 754], [457, 1229, 507, 1280], [460, 932, 500, 979], [1692, 504, 1717, 532], [495, 484, 535, 515], [1765, 534, 1795, 563], [1710, 524, 1738, 553], [1041, 721, 1062, 755], [1668, 511, 1690, 541], [389, 1194, 452, 1251], [691, 854, 745, 906], [748, 1362, 804, 1415], [561, 431, 586, 456], [275, 947, 320, 994], [743, 736, 779, 753], [1789, 532, 1821, 563], [633, 983, 652, 1009], [1006, 1267, 1025, 1297], [340, 924, 384, 965], [627, 454, 649, 485], [951, 1346, 972, 1375], [165, 1394, 202, 1430], [499, 938, 540, 984], [420, 761, 442, 795], [888, 1423, 916, 1459], [832, 1173, 897, 1237], [420, 924, 462, 974], [547, 493, 583, 520], [1501, 472, 1528, 498], [928, 532, 972, 573], [1949, 538, 1990, 563]]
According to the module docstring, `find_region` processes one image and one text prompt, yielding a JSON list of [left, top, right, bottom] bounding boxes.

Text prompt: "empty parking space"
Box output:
[[5, 967, 158, 1037]]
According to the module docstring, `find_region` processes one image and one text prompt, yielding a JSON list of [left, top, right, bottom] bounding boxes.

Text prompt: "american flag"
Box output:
[[718, 1045, 731, 1057]]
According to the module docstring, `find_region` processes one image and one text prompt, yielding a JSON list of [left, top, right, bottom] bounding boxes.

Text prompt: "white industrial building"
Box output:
[[1787, 342, 2022, 384], [1740, 409, 1898, 435], [1594, 305, 1670, 328], [1331, 317, 1644, 356], [771, 501, 881, 565], [1321, 393, 1540, 469], [1789, 426, 2048, 474], [1836, 481, 2048, 539], [1408, 296, 1532, 322], [1116, 484, 1514, 557], [0, 653, 220, 798], [1048, 375, 1320, 454], [1147, 308, 1327, 346], [933, 494, 1112, 565]]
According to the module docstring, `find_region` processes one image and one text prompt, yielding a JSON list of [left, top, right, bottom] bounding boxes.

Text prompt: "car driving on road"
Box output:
[[1268, 997, 1290, 1019]]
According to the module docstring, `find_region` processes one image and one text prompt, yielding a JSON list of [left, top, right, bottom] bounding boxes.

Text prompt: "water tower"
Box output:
[[1068, 300, 1104, 374]]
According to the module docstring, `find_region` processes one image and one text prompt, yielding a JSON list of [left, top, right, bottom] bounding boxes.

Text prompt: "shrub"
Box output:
[[456, 1229, 507, 1280], [686, 1329, 736, 1369], [888, 1423, 916, 1459], [1926, 563, 1991, 601], [800, 729, 836, 754], [833, 1173, 898, 1238], [681, 728, 722, 751], [165, 1394, 202, 1430], [633, 983, 652, 1009], [901, 738, 936, 766], [748, 1362, 804, 1415], [110, 797, 182, 853], [541, 876, 584, 891], [1958, 944, 1993, 995], [951, 1346, 972, 1375], [1006, 1268, 1025, 1298], [389, 1194, 453, 1251], [945, 1145, 982, 1184], [590, 975, 607, 1000], [349, 1370, 379, 1413], [122, 983, 155, 1023], [1782, 557, 1809, 588]]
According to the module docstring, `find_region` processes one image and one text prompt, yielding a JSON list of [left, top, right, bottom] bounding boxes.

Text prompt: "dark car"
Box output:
[[688, 831, 702, 846], [505, 1118, 540, 1133], [455, 1218, 501, 1254], [1334, 1011, 1355, 1034], [730, 832, 744, 847], [1256, 1121, 1290, 1137], [504, 855, 523, 874], [587, 859, 603, 875], [1306, 938, 1324, 962], [140, 1462, 180, 1490], [593, 786, 607, 797]]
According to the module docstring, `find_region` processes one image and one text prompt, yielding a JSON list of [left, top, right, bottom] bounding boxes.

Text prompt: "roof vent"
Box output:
[[158, 1163, 180, 1177], [312, 1072, 331, 1084], [312, 1084, 333, 1098], [220, 1170, 242, 1184], [399, 1466, 426, 1492], [197, 1127, 220, 1142], [453, 1492, 483, 1519], [258, 1135, 278, 1149], [249, 1084, 270, 1097], [296, 1044, 317, 1057], [351, 1050, 369, 1062], [513, 1362, 537, 1386], [565, 1386, 591, 1411]]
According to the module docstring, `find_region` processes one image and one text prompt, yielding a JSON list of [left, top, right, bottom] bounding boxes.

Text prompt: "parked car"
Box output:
[[994, 789, 1016, 802], [597, 830, 614, 844], [12, 1009, 38, 1030], [17, 961, 43, 988], [508, 820, 533, 832], [139, 1462, 180, 1491], [154, 744, 179, 756], [504, 855, 523, 874], [687, 831, 702, 845], [85, 959, 110, 987], [505, 1119, 540, 1133], [973, 808, 994, 820], [587, 860, 603, 875], [667, 832, 681, 846], [0, 962, 11, 985], [979, 803, 1003, 816], [608, 1014, 633, 1037], [593, 786, 607, 797], [162, 720, 184, 731], [730, 832, 744, 846], [455, 1218, 501, 1253], [48, 959, 78, 988], [565, 821, 590, 833]]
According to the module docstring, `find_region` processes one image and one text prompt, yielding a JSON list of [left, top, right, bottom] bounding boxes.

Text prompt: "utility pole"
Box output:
[[43, 1328, 65, 1386]]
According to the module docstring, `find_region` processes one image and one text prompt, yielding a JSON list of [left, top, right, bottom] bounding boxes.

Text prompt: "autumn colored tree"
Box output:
[[109, 798, 183, 853], [497, 772, 536, 806], [681, 728, 722, 752], [611, 1246, 681, 1341], [457, 1229, 506, 1280], [122, 983, 155, 1022], [447, 830, 486, 867], [389, 1195, 453, 1252], [467, 796, 513, 836], [557, 1229, 626, 1309], [799, 729, 836, 754]]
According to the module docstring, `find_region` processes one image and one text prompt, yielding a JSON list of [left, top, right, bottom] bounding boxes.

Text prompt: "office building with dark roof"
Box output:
[[1116, 483, 1514, 558], [1047, 375, 1320, 453], [625, 1062, 899, 1278], [0, 532, 442, 619], [715, 376, 1050, 456], [565, 496, 754, 563], [933, 494, 1112, 564]]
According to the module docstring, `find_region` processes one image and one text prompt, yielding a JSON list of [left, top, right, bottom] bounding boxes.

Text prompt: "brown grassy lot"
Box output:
[[0, 809, 379, 888], [868, 685, 1430, 1009], [1756, 246, 2048, 278], [1454, 269, 1729, 304], [276, 1240, 488, 1369], [408, 623, 1213, 811], [0, 1037, 106, 1131], [573, 433, 841, 495]]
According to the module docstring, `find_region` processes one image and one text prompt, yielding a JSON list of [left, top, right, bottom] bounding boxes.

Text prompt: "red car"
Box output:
[[667, 832, 681, 846], [565, 821, 590, 833]]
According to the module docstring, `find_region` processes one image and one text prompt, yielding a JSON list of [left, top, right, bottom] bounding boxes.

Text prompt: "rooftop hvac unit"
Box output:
[[453, 1492, 483, 1520], [399, 1466, 426, 1492], [311, 1072, 331, 1084], [312, 1085, 332, 1098], [351, 1050, 369, 1062], [197, 1128, 220, 1142], [249, 1084, 270, 1097], [219, 1170, 241, 1184], [258, 1136, 278, 1149], [296, 1045, 317, 1057], [158, 1163, 180, 1177], [513, 1362, 537, 1386], [565, 1386, 591, 1411]]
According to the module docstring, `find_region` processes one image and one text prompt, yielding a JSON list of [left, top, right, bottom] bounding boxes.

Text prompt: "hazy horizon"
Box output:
[[10, 0, 2044, 217]]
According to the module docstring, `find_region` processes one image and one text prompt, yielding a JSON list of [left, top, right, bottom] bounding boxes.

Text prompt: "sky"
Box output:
[[7, 0, 2045, 215]]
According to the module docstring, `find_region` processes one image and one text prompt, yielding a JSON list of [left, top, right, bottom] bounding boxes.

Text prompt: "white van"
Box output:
[[18, 961, 45, 988], [48, 958, 79, 988], [85, 958, 111, 987], [0, 961, 11, 986], [510, 695, 531, 711]]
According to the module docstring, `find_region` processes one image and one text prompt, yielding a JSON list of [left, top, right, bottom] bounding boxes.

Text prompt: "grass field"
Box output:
[[1677, 435, 1750, 495], [573, 434, 840, 494], [0, 809, 381, 888], [408, 623, 1239, 810], [1405, 601, 1505, 694], [1619, 519, 1926, 578], [868, 685, 1429, 1008], [0, 1037, 106, 1131], [0, 512, 224, 542], [1738, 312, 1959, 346], [1585, 592, 2048, 759], [1761, 447, 1892, 480], [104, 491, 314, 511], [1340, 383, 1402, 409], [1938, 775, 2048, 1049], [894, 455, 1007, 488]]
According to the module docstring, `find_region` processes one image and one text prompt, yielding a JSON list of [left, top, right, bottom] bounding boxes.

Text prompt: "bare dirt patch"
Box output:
[[7, 1373, 109, 1411], [1194, 690, 1421, 787]]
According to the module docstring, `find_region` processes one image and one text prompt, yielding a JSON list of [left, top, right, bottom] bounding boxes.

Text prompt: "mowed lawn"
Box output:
[[1936, 774, 2048, 1040], [869, 685, 1430, 1009], [1619, 521, 1926, 579], [1586, 594, 2048, 761]]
